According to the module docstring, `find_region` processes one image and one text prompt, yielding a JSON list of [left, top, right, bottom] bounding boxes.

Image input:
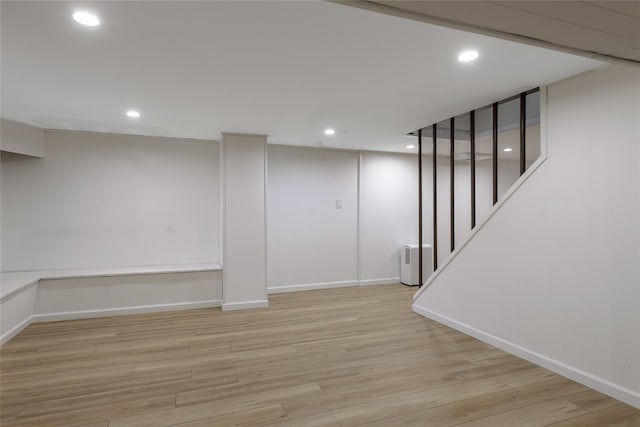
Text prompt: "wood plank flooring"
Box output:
[[1, 285, 638, 426]]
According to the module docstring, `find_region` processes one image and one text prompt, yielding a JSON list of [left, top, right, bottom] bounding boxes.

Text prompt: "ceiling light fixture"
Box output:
[[324, 128, 335, 136], [126, 110, 141, 118], [458, 50, 479, 62], [504, 147, 513, 152], [406, 144, 415, 149], [72, 11, 100, 27]]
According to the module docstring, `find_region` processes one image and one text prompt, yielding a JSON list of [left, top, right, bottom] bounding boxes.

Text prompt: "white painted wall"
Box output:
[[267, 145, 527, 291], [0, 116, 540, 330], [1, 130, 220, 271], [413, 65, 640, 407], [222, 133, 268, 309], [0, 119, 45, 158], [359, 151, 417, 284], [0, 118, 45, 271], [267, 146, 358, 291]]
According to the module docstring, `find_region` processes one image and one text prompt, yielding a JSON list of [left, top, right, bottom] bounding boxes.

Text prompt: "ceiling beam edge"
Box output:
[[330, 0, 640, 67]]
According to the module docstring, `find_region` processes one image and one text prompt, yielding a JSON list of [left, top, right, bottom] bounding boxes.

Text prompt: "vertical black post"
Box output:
[[432, 124, 438, 271], [418, 129, 423, 288], [470, 111, 476, 229], [520, 92, 527, 175], [449, 117, 455, 252], [492, 102, 498, 205]]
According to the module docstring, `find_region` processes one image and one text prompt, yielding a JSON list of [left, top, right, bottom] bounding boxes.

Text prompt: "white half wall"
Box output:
[[33, 271, 222, 321], [222, 133, 268, 309], [413, 64, 640, 408], [1, 130, 220, 271], [1, 269, 222, 344], [267, 146, 358, 291], [1, 283, 37, 344]]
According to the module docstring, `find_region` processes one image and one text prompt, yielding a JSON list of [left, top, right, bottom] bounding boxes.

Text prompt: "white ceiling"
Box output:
[[356, 1, 640, 64], [1, 1, 603, 153]]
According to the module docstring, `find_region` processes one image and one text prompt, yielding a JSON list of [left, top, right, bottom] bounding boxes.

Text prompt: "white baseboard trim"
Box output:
[[268, 280, 358, 294], [32, 300, 222, 323], [358, 277, 399, 286], [413, 304, 640, 409], [0, 316, 33, 346], [222, 300, 269, 311]]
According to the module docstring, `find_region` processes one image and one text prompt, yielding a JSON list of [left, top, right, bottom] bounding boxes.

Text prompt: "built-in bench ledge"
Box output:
[[1, 263, 223, 301], [1, 263, 224, 345], [1, 272, 42, 301]]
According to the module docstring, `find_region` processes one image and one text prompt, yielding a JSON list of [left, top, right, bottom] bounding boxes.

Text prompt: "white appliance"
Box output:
[[400, 244, 432, 286]]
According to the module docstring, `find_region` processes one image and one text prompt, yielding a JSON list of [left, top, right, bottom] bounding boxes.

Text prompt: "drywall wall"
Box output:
[[0, 119, 45, 157], [267, 145, 525, 291], [1, 130, 220, 271], [222, 133, 267, 309], [267, 146, 359, 291], [0, 119, 46, 272], [414, 64, 640, 407], [0, 282, 37, 344], [359, 151, 418, 285]]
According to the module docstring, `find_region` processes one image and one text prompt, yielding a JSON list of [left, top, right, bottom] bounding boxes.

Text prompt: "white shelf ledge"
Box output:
[[1, 263, 222, 300]]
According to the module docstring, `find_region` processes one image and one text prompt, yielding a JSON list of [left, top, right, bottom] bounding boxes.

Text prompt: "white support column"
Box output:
[[221, 133, 268, 310]]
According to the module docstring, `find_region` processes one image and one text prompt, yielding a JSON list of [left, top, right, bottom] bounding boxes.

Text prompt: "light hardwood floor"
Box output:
[[1, 285, 638, 426]]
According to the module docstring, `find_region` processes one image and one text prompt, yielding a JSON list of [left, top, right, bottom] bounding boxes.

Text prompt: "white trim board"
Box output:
[[358, 277, 399, 286], [268, 278, 400, 294], [413, 305, 640, 409], [268, 280, 358, 294], [222, 300, 269, 311], [35, 263, 223, 280], [1, 316, 32, 346], [32, 300, 222, 323]]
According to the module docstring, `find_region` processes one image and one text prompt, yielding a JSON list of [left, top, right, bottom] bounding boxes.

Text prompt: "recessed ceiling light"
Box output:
[[406, 144, 415, 149], [126, 110, 141, 118], [458, 50, 479, 62], [73, 11, 100, 27], [504, 147, 513, 152], [324, 128, 335, 136]]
